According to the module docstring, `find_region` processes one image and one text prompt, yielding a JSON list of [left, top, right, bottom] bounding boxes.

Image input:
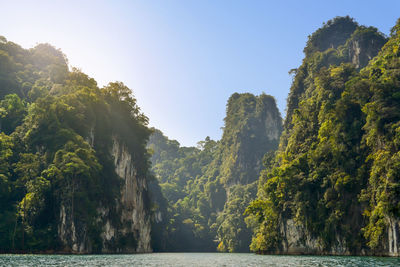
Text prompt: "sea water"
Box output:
[[1, 253, 400, 266]]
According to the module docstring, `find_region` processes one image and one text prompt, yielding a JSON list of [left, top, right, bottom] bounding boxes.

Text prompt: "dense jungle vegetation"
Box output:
[[246, 16, 400, 255], [148, 93, 282, 252], [0, 38, 152, 252], [1, 16, 400, 255]]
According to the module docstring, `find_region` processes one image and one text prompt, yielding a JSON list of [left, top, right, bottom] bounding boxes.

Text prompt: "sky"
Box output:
[[1, 0, 400, 146]]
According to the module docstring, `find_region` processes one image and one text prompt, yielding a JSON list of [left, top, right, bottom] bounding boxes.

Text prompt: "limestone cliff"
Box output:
[[250, 17, 400, 256], [276, 217, 400, 256], [0, 40, 155, 254], [210, 93, 283, 252], [110, 136, 151, 253], [271, 19, 390, 256], [57, 136, 152, 253], [387, 218, 400, 257], [146, 93, 283, 252], [217, 93, 282, 187]]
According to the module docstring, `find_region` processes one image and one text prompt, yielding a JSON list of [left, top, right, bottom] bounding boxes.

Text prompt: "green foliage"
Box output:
[[149, 93, 282, 252], [359, 19, 400, 250], [0, 94, 27, 134], [216, 182, 257, 252], [304, 16, 358, 56], [248, 17, 400, 255], [148, 131, 219, 251], [0, 38, 69, 100], [3, 16, 398, 255], [0, 37, 152, 252], [245, 199, 280, 252]]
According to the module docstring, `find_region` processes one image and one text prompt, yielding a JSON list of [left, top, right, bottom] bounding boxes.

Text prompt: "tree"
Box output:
[[0, 94, 26, 134]]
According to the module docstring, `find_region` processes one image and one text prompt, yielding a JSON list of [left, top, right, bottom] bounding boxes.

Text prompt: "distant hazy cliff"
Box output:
[[148, 93, 283, 252]]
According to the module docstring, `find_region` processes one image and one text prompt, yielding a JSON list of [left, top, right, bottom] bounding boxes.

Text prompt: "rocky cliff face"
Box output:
[[346, 28, 387, 69], [0, 39, 154, 253], [269, 21, 390, 257], [219, 93, 282, 186], [58, 204, 86, 253], [387, 218, 400, 257], [277, 218, 400, 256], [251, 17, 400, 256], [274, 20, 393, 257], [57, 137, 152, 253], [111, 136, 152, 253], [278, 219, 352, 255], [212, 93, 283, 252]]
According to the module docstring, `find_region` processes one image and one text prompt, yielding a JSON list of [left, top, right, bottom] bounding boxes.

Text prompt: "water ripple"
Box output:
[[1, 253, 399, 267]]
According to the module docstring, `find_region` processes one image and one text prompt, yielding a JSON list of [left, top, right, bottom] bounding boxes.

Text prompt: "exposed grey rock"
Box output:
[[57, 136, 152, 253], [112, 136, 152, 253]]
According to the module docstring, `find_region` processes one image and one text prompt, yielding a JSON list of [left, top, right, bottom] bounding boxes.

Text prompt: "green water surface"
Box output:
[[1, 253, 399, 266]]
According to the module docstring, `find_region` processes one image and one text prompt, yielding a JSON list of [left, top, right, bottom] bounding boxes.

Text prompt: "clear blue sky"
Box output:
[[1, 0, 399, 146]]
